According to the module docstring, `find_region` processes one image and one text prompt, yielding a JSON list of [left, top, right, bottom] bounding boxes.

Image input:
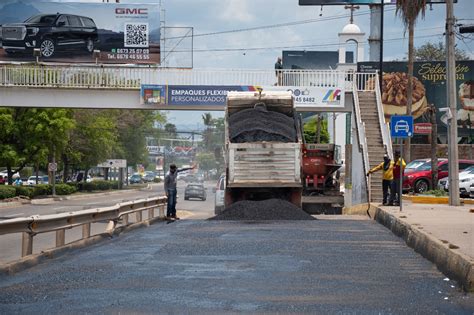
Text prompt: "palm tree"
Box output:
[[202, 113, 213, 151], [395, 0, 427, 162]]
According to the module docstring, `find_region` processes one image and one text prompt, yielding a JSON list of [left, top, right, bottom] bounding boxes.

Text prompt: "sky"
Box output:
[[37, 0, 474, 128]]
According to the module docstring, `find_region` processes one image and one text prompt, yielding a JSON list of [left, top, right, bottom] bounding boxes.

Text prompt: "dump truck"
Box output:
[[223, 90, 343, 214], [224, 91, 303, 207]]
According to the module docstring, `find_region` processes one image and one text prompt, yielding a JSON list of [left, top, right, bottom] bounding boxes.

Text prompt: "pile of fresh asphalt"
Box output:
[[229, 104, 296, 143], [209, 199, 315, 220]]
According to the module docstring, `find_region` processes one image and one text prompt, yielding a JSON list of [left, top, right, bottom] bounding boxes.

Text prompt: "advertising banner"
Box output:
[[299, 0, 453, 5], [141, 85, 166, 105], [358, 61, 474, 138], [0, 0, 160, 64], [167, 85, 258, 106], [140, 84, 346, 110]]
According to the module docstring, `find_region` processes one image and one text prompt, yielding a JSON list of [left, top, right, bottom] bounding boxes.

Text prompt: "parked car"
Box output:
[[214, 174, 226, 214], [403, 158, 474, 193], [184, 183, 207, 201], [470, 183, 474, 198], [26, 175, 48, 186], [129, 174, 143, 184], [438, 165, 474, 197], [1, 13, 98, 58], [142, 172, 155, 182]]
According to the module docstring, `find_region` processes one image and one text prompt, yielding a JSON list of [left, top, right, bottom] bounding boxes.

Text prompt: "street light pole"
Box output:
[[446, 0, 460, 206]]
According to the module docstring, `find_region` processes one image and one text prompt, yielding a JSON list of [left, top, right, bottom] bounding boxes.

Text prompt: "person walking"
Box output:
[[390, 150, 406, 206], [367, 154, 394, 206], [275, 57, 283, 85], [164, 164, 194, 220]]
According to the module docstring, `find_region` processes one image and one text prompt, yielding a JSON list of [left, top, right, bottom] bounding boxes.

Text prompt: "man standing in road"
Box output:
[[164, 164, 194, 220], [390, 150, 406, 206]]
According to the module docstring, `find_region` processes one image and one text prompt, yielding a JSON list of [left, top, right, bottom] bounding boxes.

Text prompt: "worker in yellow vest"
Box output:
[[367, 154, 394, 206]]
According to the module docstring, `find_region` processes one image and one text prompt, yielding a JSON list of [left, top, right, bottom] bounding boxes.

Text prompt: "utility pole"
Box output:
[[446, 0, 460, 206]]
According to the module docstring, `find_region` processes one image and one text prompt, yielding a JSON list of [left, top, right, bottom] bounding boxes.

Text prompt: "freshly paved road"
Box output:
[[0, 181, 216, 263], [1, 217, 473, 313]]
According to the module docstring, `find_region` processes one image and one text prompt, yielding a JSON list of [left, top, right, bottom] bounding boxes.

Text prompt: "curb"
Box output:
[[374, 207, 474, 292], [0, 215, 167, 276]]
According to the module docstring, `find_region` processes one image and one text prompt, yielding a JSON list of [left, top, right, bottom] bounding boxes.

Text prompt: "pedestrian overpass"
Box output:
[[0, 63, 373, 112], [0, 63, 392, 207]]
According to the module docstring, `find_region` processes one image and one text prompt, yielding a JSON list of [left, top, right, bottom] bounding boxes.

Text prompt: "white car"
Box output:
[[26, 175, 48, 186], [213, 174, 226, 214], [438, 165, 474, 198]]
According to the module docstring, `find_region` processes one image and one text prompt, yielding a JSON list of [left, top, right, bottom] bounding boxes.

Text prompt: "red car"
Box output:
[[403, 158, 474, 193]]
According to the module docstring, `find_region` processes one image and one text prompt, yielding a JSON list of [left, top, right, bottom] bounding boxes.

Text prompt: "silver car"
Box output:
[[214, 174, 225, 214]]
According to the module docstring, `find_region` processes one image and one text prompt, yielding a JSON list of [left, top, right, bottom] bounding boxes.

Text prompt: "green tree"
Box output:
[[164, 123, 177, 139], [0, 108, 75, 184], [396, 0, 427, 162], [414, 42, 469, 61], [113, 110, 165, 168], [202, 113, 213, 151], [196, 152, 217, 171], [66, 110, 117, 179], [303, 115, 329, 144]]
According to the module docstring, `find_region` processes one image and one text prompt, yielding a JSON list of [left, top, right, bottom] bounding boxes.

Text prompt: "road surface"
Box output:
[[0, 181, 216, 263], [0, 217, 472, 313]]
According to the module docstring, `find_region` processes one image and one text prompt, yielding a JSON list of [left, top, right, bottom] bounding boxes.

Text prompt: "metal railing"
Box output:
[[374, 75, 394, 159], [0, 63, 373, 90], [0, 196, 167, 259], [352, 80, 371, 203]]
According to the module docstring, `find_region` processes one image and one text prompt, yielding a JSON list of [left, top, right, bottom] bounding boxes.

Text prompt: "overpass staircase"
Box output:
[[353, 76, 393, 204]]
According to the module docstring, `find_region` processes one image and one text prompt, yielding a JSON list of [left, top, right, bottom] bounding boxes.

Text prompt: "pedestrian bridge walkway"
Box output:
[[0, 63, 376, 110]]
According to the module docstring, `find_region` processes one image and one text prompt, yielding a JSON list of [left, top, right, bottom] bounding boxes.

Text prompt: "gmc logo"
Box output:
[[115, 8, 148, 15]]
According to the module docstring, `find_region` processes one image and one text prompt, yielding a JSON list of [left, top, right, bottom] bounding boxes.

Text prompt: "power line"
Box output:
[[163, 7, 397, 41], [160, 33, 443, 54]]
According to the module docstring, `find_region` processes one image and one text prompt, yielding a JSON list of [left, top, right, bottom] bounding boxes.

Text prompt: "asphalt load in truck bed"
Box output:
[[229, 105, 296, 143], [209, 199, 315, 220]]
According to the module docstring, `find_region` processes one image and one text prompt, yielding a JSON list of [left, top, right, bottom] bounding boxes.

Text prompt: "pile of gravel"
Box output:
[[229, 105, 296, 143], [209, 199, 315, 221]]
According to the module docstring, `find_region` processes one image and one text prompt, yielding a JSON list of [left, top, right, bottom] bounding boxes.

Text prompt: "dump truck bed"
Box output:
[[225, 91, 302, 188]]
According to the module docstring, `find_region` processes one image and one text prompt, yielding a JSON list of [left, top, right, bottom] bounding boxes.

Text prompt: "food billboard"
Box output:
[[299, 0, 453, 5], [0, 0, 160, 64], [358, 61, 474, 139]]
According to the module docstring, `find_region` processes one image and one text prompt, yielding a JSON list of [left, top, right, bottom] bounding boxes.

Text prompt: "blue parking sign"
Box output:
[[390, 115, 414, 138]]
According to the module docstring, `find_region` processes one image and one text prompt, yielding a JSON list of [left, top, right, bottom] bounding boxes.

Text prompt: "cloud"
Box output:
[[219, 0, 254, 23]]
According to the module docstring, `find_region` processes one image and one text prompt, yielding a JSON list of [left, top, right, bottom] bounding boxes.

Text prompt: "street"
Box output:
[[0, 181, 216, 264], [1, 217, 473, 313]]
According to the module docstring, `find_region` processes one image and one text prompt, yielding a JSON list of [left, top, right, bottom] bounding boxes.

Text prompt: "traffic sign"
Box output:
[[48, 162, 57, 172], [390, 115, 414, 138]]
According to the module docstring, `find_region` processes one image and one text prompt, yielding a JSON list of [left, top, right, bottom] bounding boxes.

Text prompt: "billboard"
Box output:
[[0, 1, 160, 64], [358, 61, 474, 139], [299, 0, 453, 5], [140, 85, 346, 110]]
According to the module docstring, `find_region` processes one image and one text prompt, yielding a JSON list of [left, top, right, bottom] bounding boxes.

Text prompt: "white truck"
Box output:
[[223, 91, 303, 208]]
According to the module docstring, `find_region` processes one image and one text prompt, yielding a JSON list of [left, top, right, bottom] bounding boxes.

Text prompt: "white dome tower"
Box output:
[[338, 5, 365, 64]]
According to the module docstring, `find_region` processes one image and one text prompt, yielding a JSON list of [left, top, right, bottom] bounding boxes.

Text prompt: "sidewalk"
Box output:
[[374, 201, 474, 291]]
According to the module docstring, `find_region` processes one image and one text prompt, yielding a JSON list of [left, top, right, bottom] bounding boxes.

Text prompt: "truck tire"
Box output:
[[40, 38, 56, 58], [85, 38, 94, 53]]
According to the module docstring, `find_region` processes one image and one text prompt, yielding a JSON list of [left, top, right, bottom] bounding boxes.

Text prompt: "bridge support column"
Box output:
[[148, 208, 154, 219], [136, 211, 142, 222]]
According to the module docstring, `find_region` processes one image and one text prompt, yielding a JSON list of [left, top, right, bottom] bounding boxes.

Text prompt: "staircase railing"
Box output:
[[374, 74, 393, 159], [352, 77, 371, 203]]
